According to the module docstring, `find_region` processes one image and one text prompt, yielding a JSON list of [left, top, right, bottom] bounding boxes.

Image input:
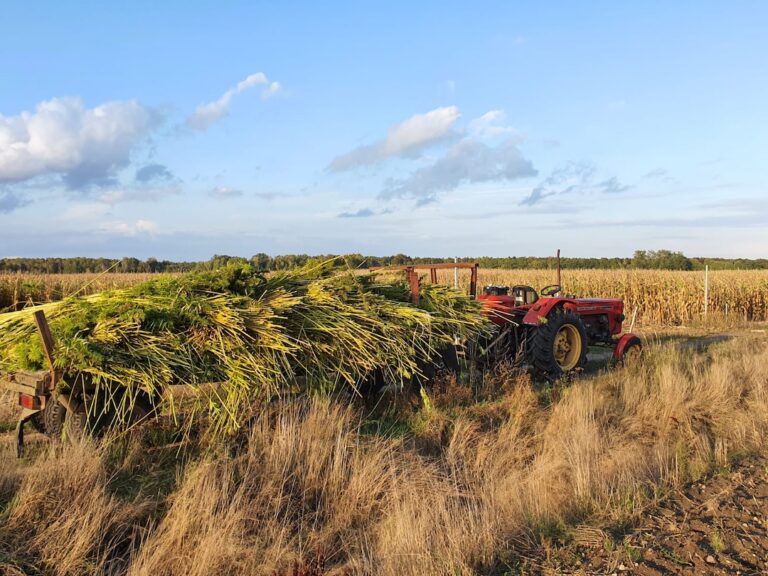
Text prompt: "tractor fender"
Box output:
[[613, 333, 641, 359], [521, 298, 578, 326]]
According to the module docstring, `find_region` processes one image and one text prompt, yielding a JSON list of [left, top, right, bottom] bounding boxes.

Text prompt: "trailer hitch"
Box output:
[[16, 407, 40, 458], [15, 310, 59, 458]]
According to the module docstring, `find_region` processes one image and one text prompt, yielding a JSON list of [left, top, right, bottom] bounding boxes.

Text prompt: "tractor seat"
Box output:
[[511, 285, 538, 305]]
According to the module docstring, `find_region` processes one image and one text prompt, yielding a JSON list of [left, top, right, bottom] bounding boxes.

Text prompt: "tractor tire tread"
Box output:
[[530, 308, 588, 379]]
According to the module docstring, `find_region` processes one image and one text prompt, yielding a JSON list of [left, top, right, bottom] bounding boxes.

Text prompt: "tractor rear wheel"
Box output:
[[530, 309, 588, 379]]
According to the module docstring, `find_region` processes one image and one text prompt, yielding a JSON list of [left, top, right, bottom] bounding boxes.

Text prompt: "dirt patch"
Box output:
[[543, 455, 768, 575]]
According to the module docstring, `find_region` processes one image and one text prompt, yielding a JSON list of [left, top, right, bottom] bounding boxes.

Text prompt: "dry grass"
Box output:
[[1, 334, 767, 574], [0, 389, 17, 427]]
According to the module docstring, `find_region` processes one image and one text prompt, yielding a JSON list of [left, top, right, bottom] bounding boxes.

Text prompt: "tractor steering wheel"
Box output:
[[540, 284, 561, 297]]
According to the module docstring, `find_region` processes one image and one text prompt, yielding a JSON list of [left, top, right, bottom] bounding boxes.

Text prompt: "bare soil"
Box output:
[[536, 454, 768, 575]]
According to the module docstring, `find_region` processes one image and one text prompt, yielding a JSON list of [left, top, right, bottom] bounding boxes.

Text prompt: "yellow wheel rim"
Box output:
[[553, 324, 582, 370]]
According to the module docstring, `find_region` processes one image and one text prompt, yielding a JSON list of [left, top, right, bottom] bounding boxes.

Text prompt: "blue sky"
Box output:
[[1, 1, 766, 259]]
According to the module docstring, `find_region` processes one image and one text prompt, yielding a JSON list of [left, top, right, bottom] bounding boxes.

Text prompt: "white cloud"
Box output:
[[100, 219, 158, 236], [468, 110, 517, 139], [209, 186, 243, 199], [186, 72, 278, 130], [329, 106, 461, 171], [261, 81, 281, 100], [380, 137, 537, 205], [0, 97, 159, 188]]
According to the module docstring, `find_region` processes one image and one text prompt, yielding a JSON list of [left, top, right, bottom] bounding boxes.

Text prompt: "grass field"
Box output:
[[2, 267, 768, 574], [1, 331, 767, 574]]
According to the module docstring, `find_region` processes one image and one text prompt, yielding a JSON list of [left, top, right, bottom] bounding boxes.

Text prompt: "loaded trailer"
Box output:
[[3, 261, 642, 456]]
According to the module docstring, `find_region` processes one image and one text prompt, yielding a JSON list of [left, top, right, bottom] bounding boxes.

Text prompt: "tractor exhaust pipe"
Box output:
[[556, 249, 561, 287]]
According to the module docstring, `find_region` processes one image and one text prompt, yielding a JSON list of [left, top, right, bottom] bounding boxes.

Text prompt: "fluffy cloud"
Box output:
[[186, 73, 279, 130], [0, 97, 160, 188], [380, 138, 537, 205], [329, 106, 460, 171], [519, 163, 631, 206], [209, 186, 243, 199]]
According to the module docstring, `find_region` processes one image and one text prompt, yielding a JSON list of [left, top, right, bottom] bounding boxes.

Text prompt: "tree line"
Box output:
[[0, 250, 766, 274]]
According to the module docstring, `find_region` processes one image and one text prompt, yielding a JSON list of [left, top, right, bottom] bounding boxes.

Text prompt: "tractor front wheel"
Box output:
[[530, 309, 588, 379]]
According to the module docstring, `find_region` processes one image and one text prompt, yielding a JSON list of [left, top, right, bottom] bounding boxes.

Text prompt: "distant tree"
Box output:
[[250, 253, 272, 271]]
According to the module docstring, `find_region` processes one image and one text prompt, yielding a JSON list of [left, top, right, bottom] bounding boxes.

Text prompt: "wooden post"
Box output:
[[430, 267, 437, 284], [406, 267, 420, 305], [454, 257, 460, 289], [469, 264, 478, 298], [33, 311, 56, 371]]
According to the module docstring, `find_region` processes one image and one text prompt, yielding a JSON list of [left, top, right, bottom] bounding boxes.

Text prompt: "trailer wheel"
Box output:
[[40, 399, 67, 439], [64, 397, 113, 441], [531, 309, 588, 379]]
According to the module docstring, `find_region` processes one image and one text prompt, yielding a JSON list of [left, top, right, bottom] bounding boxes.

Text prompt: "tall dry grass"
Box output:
[[2, 335, 767, 574]]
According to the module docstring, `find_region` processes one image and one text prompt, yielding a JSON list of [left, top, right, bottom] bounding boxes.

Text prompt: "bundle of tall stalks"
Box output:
[[0, 262, 489, 435]]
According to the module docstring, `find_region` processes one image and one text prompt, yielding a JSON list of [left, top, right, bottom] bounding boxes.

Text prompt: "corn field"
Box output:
[[0, 273, 163, 311], [436, 268, 768, 325], [3, 269, 768, 326]]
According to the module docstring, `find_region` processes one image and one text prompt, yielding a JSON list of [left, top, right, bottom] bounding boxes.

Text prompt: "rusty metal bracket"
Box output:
[[370, 262, 480, 301]]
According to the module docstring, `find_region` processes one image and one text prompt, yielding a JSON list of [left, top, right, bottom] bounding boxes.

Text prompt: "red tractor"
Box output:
[[477, 283, 641, 377], [381, 262, 641, 379]]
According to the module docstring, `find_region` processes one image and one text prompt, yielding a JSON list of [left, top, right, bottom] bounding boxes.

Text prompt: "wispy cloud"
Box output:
[[519, 163, 631, 206], [329, 106, 461, 171], [468, 110, 517, 139], [597, 176, 631, 194], [338, 208, 375, 218], [261, 81, 281, 100], [135, 163, 173, 183], [0, 96, 161, 189], [209, 186, 244, 199], [337, 207, 394, 218], [99, 219, 159, 236], [186, 72, 279, 130], [98, 183, 181, 205], [643, 168, 668, 179]]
